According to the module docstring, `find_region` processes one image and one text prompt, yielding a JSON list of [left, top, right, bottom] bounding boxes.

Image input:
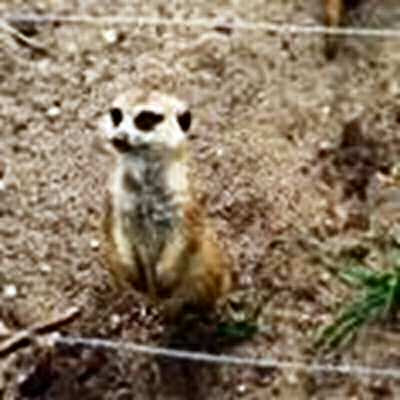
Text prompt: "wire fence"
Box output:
[[3, 13, 400, 38], [54, 334, 400, 379]]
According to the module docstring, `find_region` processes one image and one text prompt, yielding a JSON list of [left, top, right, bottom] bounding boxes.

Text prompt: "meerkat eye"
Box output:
[[177, 110, 191, 132], [110, 107, 123, 127], [134, 111, 164, 132]]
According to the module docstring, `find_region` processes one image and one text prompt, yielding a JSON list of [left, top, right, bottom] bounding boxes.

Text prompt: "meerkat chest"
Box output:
[[113, 153, 189, 237], [164, 160, 190, 207]]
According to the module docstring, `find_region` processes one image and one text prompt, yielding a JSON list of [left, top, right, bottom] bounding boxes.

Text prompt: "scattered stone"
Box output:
[[318, 140, 333, 152], [3, 284, 17, 299], [140, 305, 147, 319], [236, 384, 247, 395], [84, 69, 98, 85], [102, 29, 118, 44], [90, 239, 100, 250], [320, 271, 331, 283], [46, 106, 61, 118], [36, 59, 50, 74], [65, 41, 78, 54], [110, 314, 121, 330], [39, 263, 52, 274], [321, 105, 331, 116], [286, 371, 299, 385]]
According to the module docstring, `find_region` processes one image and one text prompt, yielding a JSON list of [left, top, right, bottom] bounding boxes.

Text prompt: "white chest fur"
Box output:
[[165, 159, 189, 207]]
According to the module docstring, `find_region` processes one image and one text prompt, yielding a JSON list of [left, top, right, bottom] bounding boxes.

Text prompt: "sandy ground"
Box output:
[[1, 0, 400, 399]]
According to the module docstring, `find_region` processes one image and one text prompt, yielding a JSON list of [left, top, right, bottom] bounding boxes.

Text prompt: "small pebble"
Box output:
[[300, 313, 310, 322], [236, 384, 247, 395], [3, 284, 17, 299], [216, 148, 224, 157], [110, 314, 121, 330], [65, 41, 78, 54], [47, 106, 61, 118], [320, 271, 331, 282], [102, 29, 118, 44], [286, 371, 299, 385], [140, 306, 147, 319], [37, 59, 50, 74], [321, 105, 331, 116], [90, 239, 100, 250], [318, 141, 332, 151], [39, 263, 52, 273]]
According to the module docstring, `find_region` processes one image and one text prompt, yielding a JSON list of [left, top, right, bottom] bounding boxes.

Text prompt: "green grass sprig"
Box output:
[[317, 264, 400, 349]]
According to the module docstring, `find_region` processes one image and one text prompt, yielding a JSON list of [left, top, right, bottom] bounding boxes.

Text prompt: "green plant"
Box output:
[[216, 321, 258, 341], [317, 262, 400, 349]]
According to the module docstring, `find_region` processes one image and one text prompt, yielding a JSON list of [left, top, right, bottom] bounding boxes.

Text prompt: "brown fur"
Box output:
[[324, 0, 343, 27], [104, 186, 231, 320], [323, 0, 344, 58], [101, 90, 231, 320]]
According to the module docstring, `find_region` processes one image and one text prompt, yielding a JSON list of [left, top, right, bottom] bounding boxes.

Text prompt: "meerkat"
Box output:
[[100, 89, 231, 319], [323, 0, 344, 58], [324, 0, 344, 29]]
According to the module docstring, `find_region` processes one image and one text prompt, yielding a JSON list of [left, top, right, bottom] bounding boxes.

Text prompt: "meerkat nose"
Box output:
[[111, 136, 131, 153]]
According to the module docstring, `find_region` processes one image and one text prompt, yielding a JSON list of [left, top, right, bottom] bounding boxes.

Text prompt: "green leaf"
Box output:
[[340, 266, 382, 287], [216, 321, 258, 340]]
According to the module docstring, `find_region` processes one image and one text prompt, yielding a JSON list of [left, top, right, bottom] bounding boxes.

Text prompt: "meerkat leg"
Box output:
[[156, 230, 193, 290], [158, 228, 231, 320], [102, 194, 130, 290], [154, 229, 200, 319], [134, 244, 158, 302], [189, 230, 231, 308]]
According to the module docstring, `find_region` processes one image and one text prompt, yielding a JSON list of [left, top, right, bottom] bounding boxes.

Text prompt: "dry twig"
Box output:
[[0, 307, 80, 357], [0, 19, 48, 53]]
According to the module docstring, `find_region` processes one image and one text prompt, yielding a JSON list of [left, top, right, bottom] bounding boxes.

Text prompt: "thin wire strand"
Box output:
[[4, 14, 400, 38], [54, 335, 400, 379]]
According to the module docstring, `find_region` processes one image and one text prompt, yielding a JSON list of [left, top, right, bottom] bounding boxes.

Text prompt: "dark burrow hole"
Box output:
[[317, 118, 394, 202]]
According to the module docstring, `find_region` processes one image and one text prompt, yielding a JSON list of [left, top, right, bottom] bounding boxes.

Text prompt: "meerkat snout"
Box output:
[[104, 94, 192, 152]]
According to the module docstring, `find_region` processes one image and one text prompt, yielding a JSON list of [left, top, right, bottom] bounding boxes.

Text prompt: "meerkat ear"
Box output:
[[177, 110, 191, 132], [110, 107, 123, 127]]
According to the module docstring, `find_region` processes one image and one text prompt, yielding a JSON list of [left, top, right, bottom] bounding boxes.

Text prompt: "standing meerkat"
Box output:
[[101, 89, 231, 319]]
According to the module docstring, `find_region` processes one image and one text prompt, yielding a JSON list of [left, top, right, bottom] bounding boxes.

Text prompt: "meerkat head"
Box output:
[[102, 90, 192, 153]]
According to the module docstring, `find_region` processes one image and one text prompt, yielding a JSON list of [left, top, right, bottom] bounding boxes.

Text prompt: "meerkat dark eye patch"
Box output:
[[177, 110, 191, 132], [110, 107, 123, 127], [134, 111, 164, 132]]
